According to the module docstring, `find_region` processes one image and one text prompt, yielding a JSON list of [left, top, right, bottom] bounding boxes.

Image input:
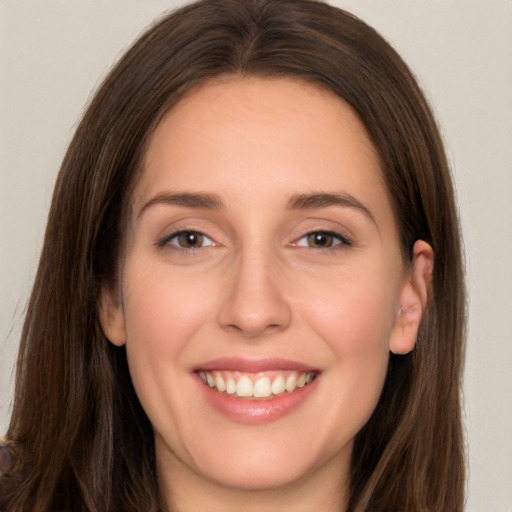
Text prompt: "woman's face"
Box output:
[[101, 77, 425, 499]]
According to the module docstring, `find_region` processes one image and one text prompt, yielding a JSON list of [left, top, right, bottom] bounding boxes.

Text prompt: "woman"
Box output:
[[0, 0, 465, 510]]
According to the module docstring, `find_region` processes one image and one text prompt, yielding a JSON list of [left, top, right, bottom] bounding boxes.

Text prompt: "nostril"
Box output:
[[224, 322, 284, 338]]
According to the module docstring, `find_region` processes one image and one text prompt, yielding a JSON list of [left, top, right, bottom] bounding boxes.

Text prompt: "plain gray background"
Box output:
[[1, 1, 511, 510]]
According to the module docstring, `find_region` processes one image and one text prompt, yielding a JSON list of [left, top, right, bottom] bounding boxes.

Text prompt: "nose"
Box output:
[[218, 250, 292, 338]]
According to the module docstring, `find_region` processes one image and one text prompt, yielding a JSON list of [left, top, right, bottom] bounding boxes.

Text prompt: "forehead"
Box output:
[[135, 76, 391, 226]]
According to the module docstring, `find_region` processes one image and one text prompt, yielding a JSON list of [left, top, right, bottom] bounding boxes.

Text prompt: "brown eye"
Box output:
[[176, 231, 205, 248], [294, 231, 352, 249], [307, 232, 334, 248], [156, 230, 214, 249], [170, 231, 211, 249]]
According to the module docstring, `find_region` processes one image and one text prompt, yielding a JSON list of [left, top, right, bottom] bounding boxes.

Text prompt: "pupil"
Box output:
[[309, 232, 332, 248], [180, 232, 202, 248]]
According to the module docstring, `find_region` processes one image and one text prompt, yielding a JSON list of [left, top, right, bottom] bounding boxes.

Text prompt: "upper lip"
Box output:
[[193, 357, 319, 373]]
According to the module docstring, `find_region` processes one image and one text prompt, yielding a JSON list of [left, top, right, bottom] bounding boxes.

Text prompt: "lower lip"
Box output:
[[196, 375, 320, 425]]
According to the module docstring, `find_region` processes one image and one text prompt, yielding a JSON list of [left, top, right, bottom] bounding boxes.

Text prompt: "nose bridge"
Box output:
[[218, 243, 292, 338]]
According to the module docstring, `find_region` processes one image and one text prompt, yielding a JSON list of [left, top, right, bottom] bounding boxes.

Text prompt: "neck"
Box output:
[[157, 445, 349, 512]]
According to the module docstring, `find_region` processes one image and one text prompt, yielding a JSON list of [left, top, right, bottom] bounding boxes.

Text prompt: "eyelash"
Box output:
[[156, 229, 352, 252], [294, 230, 352, 250], [155, 230, 214, 250]]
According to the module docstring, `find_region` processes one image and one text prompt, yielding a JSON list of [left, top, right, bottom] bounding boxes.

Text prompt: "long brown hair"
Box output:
[[0, 1, 465, 510]]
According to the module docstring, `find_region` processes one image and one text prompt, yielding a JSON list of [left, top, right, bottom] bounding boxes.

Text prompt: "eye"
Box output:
[[158, 230, 214, 249], [295, 231, 351, 249]]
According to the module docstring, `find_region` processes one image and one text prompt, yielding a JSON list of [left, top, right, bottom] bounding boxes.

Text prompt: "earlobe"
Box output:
[[389, 240, 434, 355], [99, 284, 127, 347]]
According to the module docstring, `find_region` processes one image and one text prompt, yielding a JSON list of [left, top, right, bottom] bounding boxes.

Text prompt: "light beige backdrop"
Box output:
[[1, 1, 511, 510]]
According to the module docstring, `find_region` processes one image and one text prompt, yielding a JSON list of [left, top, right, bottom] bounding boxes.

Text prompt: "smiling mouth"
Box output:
[[196, 370, 318, 399]]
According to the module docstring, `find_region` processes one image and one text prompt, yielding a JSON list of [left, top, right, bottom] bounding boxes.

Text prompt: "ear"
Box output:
[[99, 283, 127, 347], [389, 240, 434, 355]]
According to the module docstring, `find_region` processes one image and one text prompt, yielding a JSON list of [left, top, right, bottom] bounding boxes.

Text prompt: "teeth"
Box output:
[[198, 370, 316, 399], [271, 375, 285, 395], [214, 372, 226, 392], [236, 376, 254, 397], [226, 377, 236, 394], [254, 377, 272, 398], [285, 373, 297, 392]]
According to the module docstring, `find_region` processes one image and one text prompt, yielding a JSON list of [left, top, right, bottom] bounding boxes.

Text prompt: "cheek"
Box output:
[[122, 263, 215, 347], [299, 269, 398, 424], [120, 263, 218, 403], [303, 268, 398, 352]]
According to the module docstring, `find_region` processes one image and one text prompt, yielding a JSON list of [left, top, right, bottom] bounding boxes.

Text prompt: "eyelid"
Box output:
[[292, 230, 352, 248], [155, 229, 215, 249], [155, 226, 352, 251]]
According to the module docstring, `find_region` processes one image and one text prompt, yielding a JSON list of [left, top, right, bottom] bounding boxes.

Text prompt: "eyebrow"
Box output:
[[287, 192, 376, 224], [137, 190, 375, 224], [137, 192, 225, 218]]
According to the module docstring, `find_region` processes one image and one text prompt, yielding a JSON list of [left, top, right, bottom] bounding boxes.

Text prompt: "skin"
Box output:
[[100, 76, 432, 512]]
